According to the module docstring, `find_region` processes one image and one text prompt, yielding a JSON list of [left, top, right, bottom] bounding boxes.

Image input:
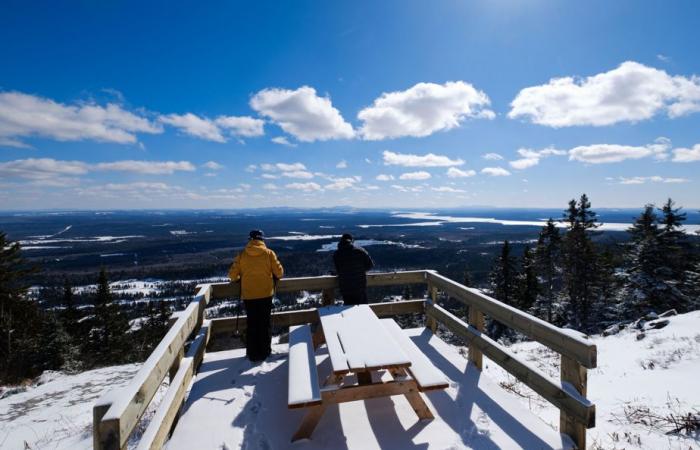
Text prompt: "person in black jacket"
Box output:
[[333, 233, 374, 305]]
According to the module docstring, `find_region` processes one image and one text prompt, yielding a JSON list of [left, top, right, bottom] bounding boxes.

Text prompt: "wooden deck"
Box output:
[[166, 328, 574, 450]]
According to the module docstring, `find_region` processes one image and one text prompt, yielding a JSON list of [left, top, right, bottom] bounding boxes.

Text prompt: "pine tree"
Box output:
[[517, 246, 539, 312], [488, 240, 519, 340], [533, 218, 563, 323], [561, 194, 601, 331], [87, 268, 131, 367], [463, 269, 472, 287]]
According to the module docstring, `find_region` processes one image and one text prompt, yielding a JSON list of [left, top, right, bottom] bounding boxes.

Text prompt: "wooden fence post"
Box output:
[[468, 307, 485, 370], [560, 354, 588, 449], [426, 284, 438, 333], [322, 288, 334, 306]]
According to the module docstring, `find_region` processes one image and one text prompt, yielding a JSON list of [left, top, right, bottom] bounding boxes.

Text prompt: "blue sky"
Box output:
[[1, 0, 699, 209]]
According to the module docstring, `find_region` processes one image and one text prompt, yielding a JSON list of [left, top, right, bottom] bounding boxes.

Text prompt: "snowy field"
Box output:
[[1, 312, 698, 449]]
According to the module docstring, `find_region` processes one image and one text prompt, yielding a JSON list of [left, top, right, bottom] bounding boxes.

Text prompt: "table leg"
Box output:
[[292, 404, 327, 442], [390, 368, 434, 421]]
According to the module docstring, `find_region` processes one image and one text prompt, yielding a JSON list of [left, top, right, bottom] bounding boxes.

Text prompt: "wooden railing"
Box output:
[[93, 270, 596, 449]]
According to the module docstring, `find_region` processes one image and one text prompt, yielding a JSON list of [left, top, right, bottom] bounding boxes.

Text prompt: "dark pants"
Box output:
[[341, 291, 368, 305], [244, 297, 272, 361]]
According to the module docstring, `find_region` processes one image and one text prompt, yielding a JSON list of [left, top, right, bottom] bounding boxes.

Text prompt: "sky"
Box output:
[[1, 0, 699, 210]]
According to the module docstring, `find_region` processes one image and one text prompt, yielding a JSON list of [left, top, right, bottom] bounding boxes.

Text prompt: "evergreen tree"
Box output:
[[533, 218, 563, 323], [517, 246, 539, 312], [59, 279, 84, 371], [463, 269, 472, 287], [87, 268, 131, 367], [561, 194, 601, 331], [488, 240, 519, 340]]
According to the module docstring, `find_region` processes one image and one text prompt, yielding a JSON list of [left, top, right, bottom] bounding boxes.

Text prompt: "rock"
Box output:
[[636, 332, 646, 341], [659, 309, 678, 318], [633, 318, 646, 330], [646, 319, 670, 330], [644, 312, 659, 320], [603, 324, 621, 336]]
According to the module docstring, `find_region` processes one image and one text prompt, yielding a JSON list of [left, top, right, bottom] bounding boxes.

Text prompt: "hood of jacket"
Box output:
[[338, 239, 354, 250], [244, 239, 268, 256]]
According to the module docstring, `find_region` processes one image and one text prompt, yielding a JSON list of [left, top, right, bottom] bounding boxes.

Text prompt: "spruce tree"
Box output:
[[488, 240, 518, 340], [533, 218, 563, 323], [87, 268, 131, 367], [517, 246, 539, 312]]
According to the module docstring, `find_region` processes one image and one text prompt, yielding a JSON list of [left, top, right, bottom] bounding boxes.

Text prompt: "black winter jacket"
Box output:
[[333, 241, 374, 299]]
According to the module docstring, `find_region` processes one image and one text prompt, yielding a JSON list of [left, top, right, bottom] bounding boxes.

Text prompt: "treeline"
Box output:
[[0, 234, 171, 383], [487, 195, 699, 337]]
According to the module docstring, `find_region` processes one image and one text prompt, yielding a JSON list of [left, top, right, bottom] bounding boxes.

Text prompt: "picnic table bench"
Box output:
[[287, 304, 449, 441]]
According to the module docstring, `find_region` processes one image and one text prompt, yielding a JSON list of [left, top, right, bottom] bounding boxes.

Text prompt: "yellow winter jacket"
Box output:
[[228, 240, 284, 300]]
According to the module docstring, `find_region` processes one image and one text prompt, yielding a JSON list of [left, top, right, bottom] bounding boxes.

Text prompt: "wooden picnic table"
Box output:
[[288, 304, 449, 442]]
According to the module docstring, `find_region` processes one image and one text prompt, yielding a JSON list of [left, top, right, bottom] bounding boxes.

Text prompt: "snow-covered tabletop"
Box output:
[[317, 304, 412, 375]]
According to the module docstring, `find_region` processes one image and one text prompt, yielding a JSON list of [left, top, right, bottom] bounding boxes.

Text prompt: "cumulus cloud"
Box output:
[[446, 167, 476, 178], [285, 182, 322, 192], [509, 61, 700, 127], [0, 91, 162, 147], [568, 138, 671, 164], [336, 160, 348, 169], [93, 160, 196, 174], [281, 170, 314, 179], [481, 167, 511, 176], [202, 161, 224, 170], [271, 136, 297, 147], [672, 144, 700, 162], [325, 176, 361, 191], [159, 113, 263, 142], [399, 171, 431, 180], [382, 150, 464, 167], [262, 183, 278, 190], [616, 176, 690, 185], [358, 81, 494, 140], [482, 153, 503, 161], [391, 184, 424, 193], [250, 86, 354, 142], [214, 116, 264, 137], [376, 174, 395, 181], [509, 147, 566, 170], [432, 186, 466, 193]]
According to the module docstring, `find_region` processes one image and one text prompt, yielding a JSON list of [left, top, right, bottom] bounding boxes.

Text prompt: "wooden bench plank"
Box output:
[[288, 325, 322, 408], [380, 319, 449, 391]]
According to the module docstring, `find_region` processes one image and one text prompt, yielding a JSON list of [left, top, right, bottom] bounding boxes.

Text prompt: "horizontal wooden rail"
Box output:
[[209, 299, 426, 335], [94, 285, 211, 450], [426, 303, 595, 428], [426, 271, 597, 369], [207, 270, 429, 299]]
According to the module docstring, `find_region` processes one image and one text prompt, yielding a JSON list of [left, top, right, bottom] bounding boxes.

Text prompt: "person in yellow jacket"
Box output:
[[228, 229, 284, 361]]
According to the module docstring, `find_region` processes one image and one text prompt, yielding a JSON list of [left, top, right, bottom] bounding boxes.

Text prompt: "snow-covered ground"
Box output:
[[1, 311, 698, 449]]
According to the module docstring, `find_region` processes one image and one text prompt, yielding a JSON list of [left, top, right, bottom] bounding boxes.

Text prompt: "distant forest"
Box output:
[[1, 195, 698, 383]]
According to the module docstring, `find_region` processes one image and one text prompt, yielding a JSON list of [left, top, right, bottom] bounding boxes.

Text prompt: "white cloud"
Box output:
[[336, 160, 348, 169], [509, 147, 566, 170], [250, 86, 354, 142], [159, 113, 225, 142], [432, 186, 466, 193], [276, 162, 306, 171], [0, 91, 162, 147], [617, 176, 690, 185], [262, 183, 278, 190], [672, 144, 700, 162], [568, 138, 671, 164], [391, 184, 424, 193], [325, 176, 361, 191], [376, 174, 395, 181], [245, 164, 257, 172], [281, 170, 314, 179], [94, 160, 196, 174], [271, 136, 297, 147], [214, 116, 264, 137], [399, 171, 431, 180], [482, 153, 503, 160], [285, 182, 322, 192], [358, 81, 494, 140], [202, 161, 224, 170], [446, 167, 476, 178], [0, 158, 195, 183], [382, 150, 464, 167], [509, 61, 700, 127], [481, 167, 511, 176], [261, 173, 279, 179]]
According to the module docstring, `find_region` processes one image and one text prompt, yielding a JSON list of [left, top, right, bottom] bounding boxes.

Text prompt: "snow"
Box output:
[[267, 234, 341, 241], [0, 364, 149, 450], [169, 230, 196, 236], [166, 328, 572, 450], [316, 239, 425, 252], [19, 235, 145, 245], [288, 325, 321, 407], [483, 310, 700, 450]]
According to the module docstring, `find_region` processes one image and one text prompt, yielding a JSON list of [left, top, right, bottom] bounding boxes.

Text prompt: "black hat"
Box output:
[[249, 229, 265, 240], [340, 233, 353, 242]]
